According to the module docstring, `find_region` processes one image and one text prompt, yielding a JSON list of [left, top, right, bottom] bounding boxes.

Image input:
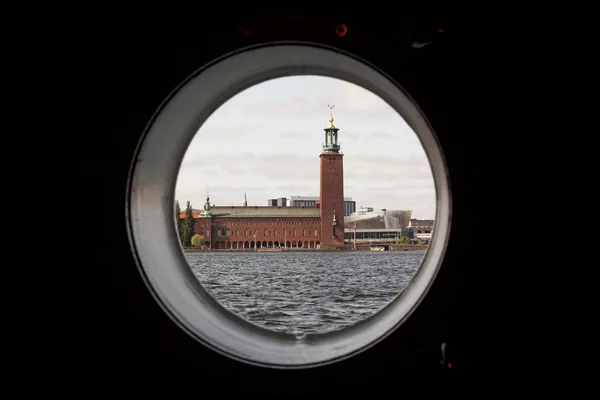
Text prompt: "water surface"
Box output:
[[186, 250, 426, 335]]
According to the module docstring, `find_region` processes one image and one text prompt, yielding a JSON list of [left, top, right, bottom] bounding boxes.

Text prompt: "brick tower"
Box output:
[[319, 106, 345, 247]]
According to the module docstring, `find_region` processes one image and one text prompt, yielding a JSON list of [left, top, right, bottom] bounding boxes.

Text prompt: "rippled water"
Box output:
[[186, 250, 426, 335]]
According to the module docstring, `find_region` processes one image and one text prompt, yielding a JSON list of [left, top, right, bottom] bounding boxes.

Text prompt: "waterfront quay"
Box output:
[[183, 244, 428, 252]]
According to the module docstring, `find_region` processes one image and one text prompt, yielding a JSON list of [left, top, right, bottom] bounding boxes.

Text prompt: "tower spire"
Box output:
[[244, 191, 247, 207], [327, 104, 335, 128], [200, 186, 212, 217]]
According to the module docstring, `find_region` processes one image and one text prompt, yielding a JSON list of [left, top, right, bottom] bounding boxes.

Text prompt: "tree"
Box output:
[[181, 201, 195, 247], [397, 235, 411, 244], [191, 234, 204, 249], [175, 200, 182, 242]]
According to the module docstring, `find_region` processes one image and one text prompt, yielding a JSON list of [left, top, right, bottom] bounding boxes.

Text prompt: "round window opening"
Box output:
[[127, 44, 451, 368]]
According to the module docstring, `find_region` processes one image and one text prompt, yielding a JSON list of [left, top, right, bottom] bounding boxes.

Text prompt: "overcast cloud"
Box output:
[[176, 76, 436, 219]]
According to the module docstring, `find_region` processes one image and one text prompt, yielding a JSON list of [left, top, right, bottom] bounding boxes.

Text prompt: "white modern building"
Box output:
[[344, 207, 413, 229]]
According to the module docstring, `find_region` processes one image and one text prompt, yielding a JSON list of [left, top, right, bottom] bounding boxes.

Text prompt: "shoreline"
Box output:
[[183, 245, 428, 253]]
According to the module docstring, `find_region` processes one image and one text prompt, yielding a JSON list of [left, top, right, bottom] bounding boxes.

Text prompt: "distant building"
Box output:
[[181, 110, 346, 249], [401, 227, 415, 239], [345, 207, 413, 230], [268, 196, 356, 216], [267, 197, 287, 207], [409, 219, 434, 233]]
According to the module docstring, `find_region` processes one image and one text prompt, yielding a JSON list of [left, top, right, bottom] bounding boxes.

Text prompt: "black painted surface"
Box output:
[[67, 11, 520, 393]]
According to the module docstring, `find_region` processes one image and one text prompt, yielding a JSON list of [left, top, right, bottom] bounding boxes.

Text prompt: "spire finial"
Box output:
[[244, 190, 247, 207], [327, 104, 335, 128]]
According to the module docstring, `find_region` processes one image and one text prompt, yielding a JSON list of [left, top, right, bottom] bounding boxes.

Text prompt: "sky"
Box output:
[[175, 76, 436, 219]]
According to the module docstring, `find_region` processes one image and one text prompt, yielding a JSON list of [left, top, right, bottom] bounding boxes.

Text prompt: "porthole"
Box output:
[[127, 44, 451, 368]]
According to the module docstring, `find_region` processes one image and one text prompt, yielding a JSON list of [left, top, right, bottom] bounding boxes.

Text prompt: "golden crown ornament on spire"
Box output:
[[327, 104, 336, 128]]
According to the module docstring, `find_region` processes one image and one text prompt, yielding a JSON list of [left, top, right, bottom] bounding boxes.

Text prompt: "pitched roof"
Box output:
[[212, 206, 319, 217], [180, 206, 320, 219]]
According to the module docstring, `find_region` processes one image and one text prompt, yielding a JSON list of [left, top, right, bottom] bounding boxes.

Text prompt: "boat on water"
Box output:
[[257, 248, 284, 252]]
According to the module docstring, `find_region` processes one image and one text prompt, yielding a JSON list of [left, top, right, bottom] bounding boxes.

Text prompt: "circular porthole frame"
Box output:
[[126, 42, 452, 369]]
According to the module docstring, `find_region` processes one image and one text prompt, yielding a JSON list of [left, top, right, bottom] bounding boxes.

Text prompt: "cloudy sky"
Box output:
[[175, 76, 436, 219]]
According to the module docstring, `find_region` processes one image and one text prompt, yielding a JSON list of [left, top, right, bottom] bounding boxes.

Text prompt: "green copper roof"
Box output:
[[323, 127, 340, 152]]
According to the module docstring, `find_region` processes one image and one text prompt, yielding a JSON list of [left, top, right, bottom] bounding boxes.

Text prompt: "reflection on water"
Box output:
[[186, 250, 426, 335]]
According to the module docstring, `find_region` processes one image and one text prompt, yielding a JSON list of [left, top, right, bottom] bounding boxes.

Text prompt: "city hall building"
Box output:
[[182, 111, 346, 250]]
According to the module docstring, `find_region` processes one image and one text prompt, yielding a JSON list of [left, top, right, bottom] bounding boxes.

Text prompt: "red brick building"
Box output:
[[180, 110, 345, 249]]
